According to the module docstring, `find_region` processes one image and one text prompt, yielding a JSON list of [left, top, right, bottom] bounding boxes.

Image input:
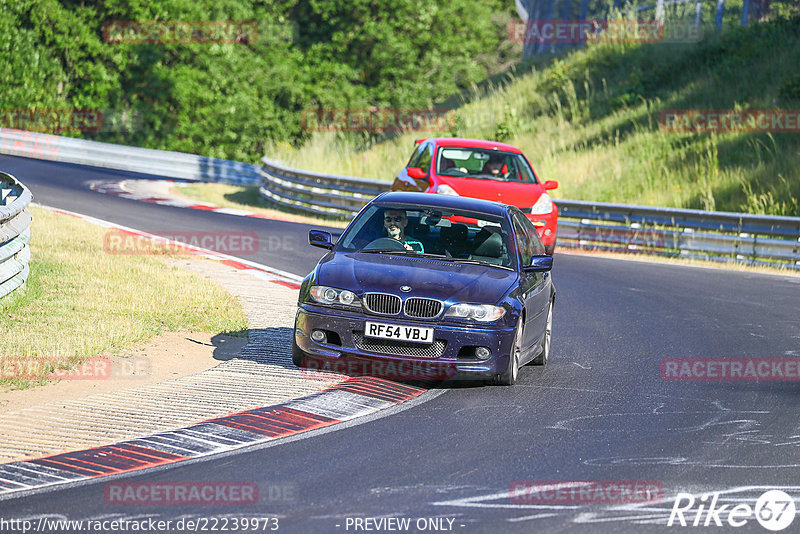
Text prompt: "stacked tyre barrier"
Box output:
[[0, 172, 32, 299], [259, 158, 800, 270]]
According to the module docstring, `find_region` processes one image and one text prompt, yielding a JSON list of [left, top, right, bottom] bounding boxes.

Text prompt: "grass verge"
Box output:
[[172, 182, 350, 228], [0, 206, 249, 390]]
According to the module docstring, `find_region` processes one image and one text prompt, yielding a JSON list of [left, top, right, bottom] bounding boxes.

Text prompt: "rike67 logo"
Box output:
[[668, 490, 795, 531]]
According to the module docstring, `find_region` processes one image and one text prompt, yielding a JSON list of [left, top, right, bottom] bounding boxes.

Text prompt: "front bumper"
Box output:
[[294, 305, 516, 382]]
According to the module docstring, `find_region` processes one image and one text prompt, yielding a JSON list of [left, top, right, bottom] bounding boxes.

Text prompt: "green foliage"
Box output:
[[0, 0, 513, 162], [778, 72, 800, 101]]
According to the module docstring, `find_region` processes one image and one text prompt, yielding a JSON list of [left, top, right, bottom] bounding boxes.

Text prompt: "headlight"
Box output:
[[309, 285, 359, 306], [444, 303, 506, 322], [436, 184, 459, 196], [530, 193, 553, 215]]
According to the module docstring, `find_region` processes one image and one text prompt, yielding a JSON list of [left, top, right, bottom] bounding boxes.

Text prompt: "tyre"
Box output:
[[532, 299, 553, 366], [291, 338, 307, 367], [494, 318, 523, 386]]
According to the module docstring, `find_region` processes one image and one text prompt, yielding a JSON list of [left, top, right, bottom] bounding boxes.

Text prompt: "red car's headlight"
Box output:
[[435, 184, 459, 196], [530, 193, 554, 215]]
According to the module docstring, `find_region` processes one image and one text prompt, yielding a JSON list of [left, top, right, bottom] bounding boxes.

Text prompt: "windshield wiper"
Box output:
[[473, 174, 508, 181], [359, 250, 448, 259], [449, 257, 514, 270]]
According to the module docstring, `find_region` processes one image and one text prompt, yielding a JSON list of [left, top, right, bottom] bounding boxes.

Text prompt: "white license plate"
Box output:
[[364, 321, 434, 344]]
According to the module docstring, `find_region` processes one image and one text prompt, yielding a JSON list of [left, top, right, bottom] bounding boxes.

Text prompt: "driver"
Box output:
[[384, 209, 424, 253], [481, 155, 506, 177]]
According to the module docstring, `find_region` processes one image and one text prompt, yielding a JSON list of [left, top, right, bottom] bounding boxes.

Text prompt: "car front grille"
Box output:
[[353, 331, 446, 359], [404, 297, 443, 318], [364, 293, 402, 315]]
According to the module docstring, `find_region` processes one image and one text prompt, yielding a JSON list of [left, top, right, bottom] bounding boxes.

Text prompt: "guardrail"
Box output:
[[259, 157, 800, 269], [2, 128, 796, 270], [555, 200, 800, 269], [0, 171, 32, 299], [260, 157, 388, 218], [0, 128, 261, 186]]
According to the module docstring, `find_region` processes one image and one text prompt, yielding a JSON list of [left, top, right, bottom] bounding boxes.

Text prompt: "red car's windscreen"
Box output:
[[435, 147, 537, 183]]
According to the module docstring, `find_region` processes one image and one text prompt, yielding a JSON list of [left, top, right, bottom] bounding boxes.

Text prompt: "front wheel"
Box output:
[[532, 299, 553, 365], [493, 318, 522, 386], [291, 338, 307, 367]]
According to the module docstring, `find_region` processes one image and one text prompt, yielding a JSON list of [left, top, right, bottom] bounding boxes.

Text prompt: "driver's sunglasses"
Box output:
[[384, 216, 404, 223]]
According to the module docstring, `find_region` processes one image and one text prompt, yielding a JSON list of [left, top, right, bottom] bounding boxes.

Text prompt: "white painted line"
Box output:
[[214, 207, 257, 216]]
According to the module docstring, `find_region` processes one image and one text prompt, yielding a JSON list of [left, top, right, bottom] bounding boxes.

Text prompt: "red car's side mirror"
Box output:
[[407, 167, 427, 180], [544, 180, 559, 190]]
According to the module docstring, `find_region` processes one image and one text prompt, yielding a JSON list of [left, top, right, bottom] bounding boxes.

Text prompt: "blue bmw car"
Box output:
[[293, 192, 555, 386]]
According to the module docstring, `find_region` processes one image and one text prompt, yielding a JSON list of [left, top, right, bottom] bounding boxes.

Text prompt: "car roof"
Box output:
[[426, 137, 523, 154], [371, 191, 511, 217]]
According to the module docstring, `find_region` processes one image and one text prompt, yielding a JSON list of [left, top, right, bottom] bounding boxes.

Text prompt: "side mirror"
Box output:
[[524, 254, 553, 272], [308, 230, 333, 250], [407, 167, 427, 180], [544, 180, 559, 190]]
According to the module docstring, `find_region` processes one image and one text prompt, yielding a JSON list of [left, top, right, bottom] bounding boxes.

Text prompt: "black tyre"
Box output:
[[532, 299, 553, 366], [291, 338, 307, 367], [494, 318, 523, 386]]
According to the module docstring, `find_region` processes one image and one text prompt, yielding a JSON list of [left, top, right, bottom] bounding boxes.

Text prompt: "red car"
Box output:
[[391, 137, 559, 254]]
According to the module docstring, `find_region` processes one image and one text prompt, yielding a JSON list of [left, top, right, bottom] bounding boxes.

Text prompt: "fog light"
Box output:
[[311, 330, 327, 343], [475, 347, 491, 360], [544, 229, 552, 236]]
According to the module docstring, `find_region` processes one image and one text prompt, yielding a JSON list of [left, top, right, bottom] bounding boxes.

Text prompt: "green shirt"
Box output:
[[404, 237, 424, 253]]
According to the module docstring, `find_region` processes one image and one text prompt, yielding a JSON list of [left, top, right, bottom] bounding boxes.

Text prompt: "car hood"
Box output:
[[316, 252, 518, 304], [437, 176, 543, 208]]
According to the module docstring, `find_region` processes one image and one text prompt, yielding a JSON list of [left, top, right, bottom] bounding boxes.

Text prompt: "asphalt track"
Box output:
[[1, 153, 800, 533]]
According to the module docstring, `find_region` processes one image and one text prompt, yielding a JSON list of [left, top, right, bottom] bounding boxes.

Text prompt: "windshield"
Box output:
[[435, 147, 538, 183], [337, 203, 515, 269]]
